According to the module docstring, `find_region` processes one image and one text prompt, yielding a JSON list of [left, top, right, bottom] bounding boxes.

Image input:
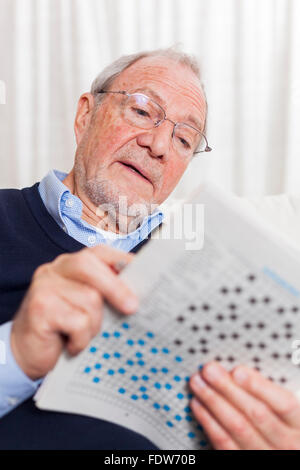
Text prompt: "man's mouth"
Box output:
[[118, 161, 151, 184]]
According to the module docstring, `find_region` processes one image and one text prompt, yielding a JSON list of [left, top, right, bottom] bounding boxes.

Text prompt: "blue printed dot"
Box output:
[[131, 394, 138, 400], [177, 393, 184, 399], [197, 424, 203, 431], [162, 348, 169, 354], [93, 377, 100, 383], [107, 369, 114, 375], [188, 432, 196, 439], [163, 405, 170, 411], [150, 367, 157, 373], [154, 382, 161, 389], [187, 393, 193, 399], [185, 416, 192, 422], [174, 375, 181, 382], [84, 367, 91, 373], [151, 348, 158, 354], [119, 388, 126, 394], [114, 331, 121, 338], [142, 394, 149, 400], [200, 440, 207, 447], [118, 368, 126, 374], [153, 403, 160, 410], [114, 352, 121, 358], [166, 421, 173, 427], [165, 383, 172, 390], [140, 386, 147, 392], [175, 415, 182, 421], [138, 360, 145, 366], [185, 376, 190, 382], [102, 332, 110, 338], [127, 360, 134, 366], [122, 322, 130, 329], [161, 367, 168, 373], [198, 364, 203, 371], [89, 347, 97, 353], [127, 339, 134, 346], [175, 356, 183, 362], [184, 406, 191, 413], [138, 339, 145, 346], [131, 375, 138, 381], [94, 363, 101, 370], [136, 352, 143, 358], [103, 353, 110, 359], [146, 332, 154, 338], [142, 375, 149, 381]]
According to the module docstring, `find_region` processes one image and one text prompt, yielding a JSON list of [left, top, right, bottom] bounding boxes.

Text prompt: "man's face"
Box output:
[[74, 56, 207, 214]]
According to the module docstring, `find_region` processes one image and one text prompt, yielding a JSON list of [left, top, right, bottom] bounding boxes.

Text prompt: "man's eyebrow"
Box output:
[[185, 114, 204, 132]]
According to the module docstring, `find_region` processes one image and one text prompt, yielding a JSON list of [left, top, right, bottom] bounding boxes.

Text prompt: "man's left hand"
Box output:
[[189, 361, 300, 449]]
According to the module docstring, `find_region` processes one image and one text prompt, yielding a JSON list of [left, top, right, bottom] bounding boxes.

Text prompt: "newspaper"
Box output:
[[34, 183, 300, 450]]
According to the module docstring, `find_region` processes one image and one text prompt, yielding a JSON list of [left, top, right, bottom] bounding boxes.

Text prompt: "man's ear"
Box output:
[[74, 93, 96, 144]]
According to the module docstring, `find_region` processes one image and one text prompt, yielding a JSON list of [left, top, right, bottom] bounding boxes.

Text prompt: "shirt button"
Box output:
[[65, 198, 74, 208], [6, 396, 19, 406], [62, 225, 67, 233], [88, 235, 96, 245]]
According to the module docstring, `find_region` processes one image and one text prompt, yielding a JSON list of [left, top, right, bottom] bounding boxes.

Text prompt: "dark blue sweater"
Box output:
[[0, 182, 157, 449]]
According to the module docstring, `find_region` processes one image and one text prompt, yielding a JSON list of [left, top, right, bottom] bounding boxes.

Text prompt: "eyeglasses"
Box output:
[[97, 90, 212, 158]]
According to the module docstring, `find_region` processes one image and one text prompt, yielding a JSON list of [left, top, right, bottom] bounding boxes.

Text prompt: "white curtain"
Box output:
[[0, 0, 300, 200]]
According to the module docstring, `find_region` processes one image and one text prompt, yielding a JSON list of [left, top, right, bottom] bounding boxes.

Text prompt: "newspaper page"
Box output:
[[35, 184, 300, 450]]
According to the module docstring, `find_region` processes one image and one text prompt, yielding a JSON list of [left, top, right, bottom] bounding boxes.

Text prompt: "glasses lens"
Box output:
[[174, 123, 205, 157], [123, 94, 164, 129]]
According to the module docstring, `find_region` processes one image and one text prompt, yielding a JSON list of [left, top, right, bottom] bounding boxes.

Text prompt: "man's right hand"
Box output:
[[10, 245, 138, 380]]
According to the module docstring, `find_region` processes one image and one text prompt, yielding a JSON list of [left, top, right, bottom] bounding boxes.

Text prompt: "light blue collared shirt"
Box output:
[[0, 169, 163, 418]]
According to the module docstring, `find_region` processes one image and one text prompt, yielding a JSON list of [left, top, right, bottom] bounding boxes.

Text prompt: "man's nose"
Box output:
[[136, 121, 173, 158]]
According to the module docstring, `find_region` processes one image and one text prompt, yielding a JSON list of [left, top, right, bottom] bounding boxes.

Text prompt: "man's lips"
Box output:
[[117, 160, 152, 184]]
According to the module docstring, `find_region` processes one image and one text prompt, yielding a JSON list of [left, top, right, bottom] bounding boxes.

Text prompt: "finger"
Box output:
[[54, 276, 103, 336], [190, 397, 240, 450], [200, 361, 291, 448], [190, 373, 273, 449], [89, 244, 134, 270], [54, 250, 138, 314], [232, 365, 300, 428]]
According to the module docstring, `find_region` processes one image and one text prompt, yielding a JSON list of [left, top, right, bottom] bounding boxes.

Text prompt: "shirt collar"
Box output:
[[39, 169, 164, 236]]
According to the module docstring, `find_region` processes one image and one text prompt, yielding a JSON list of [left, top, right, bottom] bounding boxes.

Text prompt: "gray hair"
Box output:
[[90, 45, 208, 131]]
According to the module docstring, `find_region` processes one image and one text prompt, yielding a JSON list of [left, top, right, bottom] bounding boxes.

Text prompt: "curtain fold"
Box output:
[[0, 0, 299, 199]]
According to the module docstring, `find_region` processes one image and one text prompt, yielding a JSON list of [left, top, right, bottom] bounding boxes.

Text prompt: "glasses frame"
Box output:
[[97, 89, 212, 155]]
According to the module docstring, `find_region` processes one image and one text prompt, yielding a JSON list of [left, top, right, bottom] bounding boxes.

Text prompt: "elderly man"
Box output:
[[0, 47, 300, 450]]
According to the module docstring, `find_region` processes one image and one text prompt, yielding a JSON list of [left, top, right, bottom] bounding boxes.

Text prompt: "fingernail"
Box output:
[[191, 374, 207, 389], [233, 368, 248, 385], [204, 362, 222, 382], [123, 297, 138, 313]]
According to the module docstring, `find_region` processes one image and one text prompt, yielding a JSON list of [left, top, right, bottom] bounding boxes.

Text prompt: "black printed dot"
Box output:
[[252, 357, 261, 363], [284, 323, 293, 329], [249, 297, 257, 304], [271, 352, 280, 359], [189, 305, 196, 312], [228, 304, 237, 310], [258, 343, 266, 349], [220, 287, 228, 295], [285, 333, 292, 339], [204, 325, 212, 331], [254, 366, 261, 372], [235, 287, 242, 294], [244, 323, 252, 329], [219, 333, 226, 340], [292, 306, 299, 313], [201, 348, 209, 354], [257, 323, 265, 329], [188, 348, 196, 354], [248, 274, 256, 282], [202, 304, 210, 311], [271, 333, 279, 340], [230, 314, 238, 320], [286, 353, 292, 359], [191, 325, 200, 332], [227, 356, 235, 362], [277, 307, 285, 314], [199, 338, 207, 345], [215, 356, 222, 361], [245, 342, 253, 349], [279, 377, 287, 384], [174, 339, 182, 346], [177, 316, 185, 323], [263, 297, 271, 304], [232, 333, 239, 339], [216, 314, 224, 321]]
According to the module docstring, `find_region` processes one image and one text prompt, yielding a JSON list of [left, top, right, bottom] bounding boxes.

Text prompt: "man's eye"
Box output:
[[179, 137, 191, 148], [133, 107, 150, 118]]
